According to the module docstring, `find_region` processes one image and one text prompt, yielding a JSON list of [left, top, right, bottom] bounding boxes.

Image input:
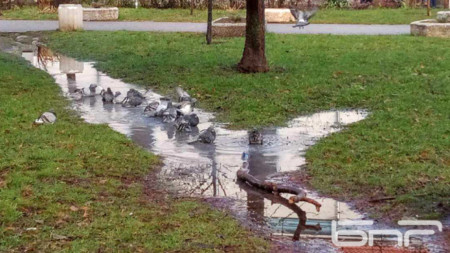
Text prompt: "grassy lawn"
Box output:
[[314, 7, 445, 24], [47, 31, 449, 219], [0, 52, 268, 252], [0, 6, 445, 24]]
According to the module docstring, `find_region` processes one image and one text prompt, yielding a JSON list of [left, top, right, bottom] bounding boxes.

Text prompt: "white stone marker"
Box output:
[[58, 4, 83, 31]]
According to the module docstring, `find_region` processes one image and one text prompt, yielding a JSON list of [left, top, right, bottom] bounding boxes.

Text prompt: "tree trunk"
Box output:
[[206, 0, 212, 44], [237, 0, 269, 73], [190, 0, 194, 15]]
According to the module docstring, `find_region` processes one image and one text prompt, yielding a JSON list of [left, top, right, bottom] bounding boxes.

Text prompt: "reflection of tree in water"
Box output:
[[37, 46, 58, 71], [238, 181, 321, 241], [246, 129, 278, 223]]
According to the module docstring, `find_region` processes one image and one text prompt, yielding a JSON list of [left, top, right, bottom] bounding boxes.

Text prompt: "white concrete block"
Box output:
[[58, 4, 83, 31]]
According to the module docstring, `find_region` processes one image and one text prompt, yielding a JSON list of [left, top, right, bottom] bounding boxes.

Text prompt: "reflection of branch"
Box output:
[[237, 169, 321, 211], [217, 177, 227, 197], [238, 181, 321, 241]]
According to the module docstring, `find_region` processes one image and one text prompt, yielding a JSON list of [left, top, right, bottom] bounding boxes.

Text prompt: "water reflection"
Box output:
[[23, 46, 368, 240]]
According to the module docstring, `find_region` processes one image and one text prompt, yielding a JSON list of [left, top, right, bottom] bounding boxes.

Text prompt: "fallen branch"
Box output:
[[237, 169, 321, 212], [238, 181, 321, 241]]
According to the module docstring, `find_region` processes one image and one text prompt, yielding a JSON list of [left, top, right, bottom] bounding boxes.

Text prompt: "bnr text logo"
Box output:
[[332, 220, 443, 247]]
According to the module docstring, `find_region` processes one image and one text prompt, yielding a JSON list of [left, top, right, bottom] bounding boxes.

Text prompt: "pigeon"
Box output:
[[126, 89, 145, 99], [102, 88, 114, 103], [176, 101, 193, 116], [184, 113, 199, 127], [290, 8, 318, 29], [71, 88, 85, 100], [122, 89, 145, 107], [162, 102, 177, 123], [174, 115, 191, 132], [113, 91, 122, 103], [34, 110, 56, 125], [144, 101, 160, 117], [125, 96, 143, 107], [176, 87, 197, 105], [249, 128, 263, 145], [196, 126, 216, 144], [89, 84, 98, 95]]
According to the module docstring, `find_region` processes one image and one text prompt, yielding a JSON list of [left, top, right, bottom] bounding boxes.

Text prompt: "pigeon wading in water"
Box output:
[[88, 84, 103, 96], [34, 110, 57, 125], [290, 7, 318, 29], [122, 89, 145, 107], [71, 88, 85, 100], [144, 101, 160, 117], [174, 115, 191, 132], [162, 102, 177, 123], [195, 126, 216, 144], [249, 128, 263, 145], [102, 88, 120, 103]]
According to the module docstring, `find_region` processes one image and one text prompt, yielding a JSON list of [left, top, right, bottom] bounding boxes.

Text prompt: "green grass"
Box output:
[[0, 52, 268, 252], [314, 7, 445, 24], [47, 31, 450, 218], [0, 6, 445, 24]]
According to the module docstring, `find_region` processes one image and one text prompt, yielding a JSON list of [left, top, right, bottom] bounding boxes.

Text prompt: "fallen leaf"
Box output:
[[69, 206, 79, 212]]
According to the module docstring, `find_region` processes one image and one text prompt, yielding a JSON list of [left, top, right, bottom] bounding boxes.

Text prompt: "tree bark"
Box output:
[[206, 0, 212, 44], [237, 0, 269, 73]]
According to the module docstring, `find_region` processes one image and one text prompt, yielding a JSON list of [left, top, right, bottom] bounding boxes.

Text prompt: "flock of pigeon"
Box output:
[[35, 84, 265, 145]]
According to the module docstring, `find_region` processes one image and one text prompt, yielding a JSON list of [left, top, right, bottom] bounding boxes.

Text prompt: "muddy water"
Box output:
[[8, 43, 445, 252]]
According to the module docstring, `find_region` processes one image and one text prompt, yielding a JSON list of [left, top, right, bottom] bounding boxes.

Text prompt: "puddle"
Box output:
[[4, 39, 446, 252]]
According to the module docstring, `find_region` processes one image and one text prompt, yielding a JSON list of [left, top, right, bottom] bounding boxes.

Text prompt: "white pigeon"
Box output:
[[34, 110, 57, 125], [290, 8, 318, 29]]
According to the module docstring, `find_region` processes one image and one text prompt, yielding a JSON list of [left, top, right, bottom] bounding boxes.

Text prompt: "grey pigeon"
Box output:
[[162, 102, 177, 123], [122, 89, 145, 107], [113, 91, 122, 103], [197, 126, 216, 144], [176, 87, 197, 105], [184, 113, 199, 127], [290, 8, 318, 29], [89, 84, 98, 95], [34, 110, 56, 125], [126, 89, 145, 99], [249, 128, 263, 145], [127, 96, 143, 107], [144, 101, 160, 117], [176, 101, 193, 116], [71, 88, 84, 100], [102, 88, 116, 103], [174, 115, 191, 132]]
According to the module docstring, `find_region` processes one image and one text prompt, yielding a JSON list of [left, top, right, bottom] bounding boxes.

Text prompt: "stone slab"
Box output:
[[83, 7, 119, 21], [212, 17, 246, 37], [436, 11, 450, 23], [265, 8, 295, 23], [411, 19, 450, 38]]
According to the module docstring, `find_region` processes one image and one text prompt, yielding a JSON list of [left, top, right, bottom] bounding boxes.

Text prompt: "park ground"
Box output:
[[0, 52, 268, 251], [0, 6, 446, 24], [0, 27, 449, 250]]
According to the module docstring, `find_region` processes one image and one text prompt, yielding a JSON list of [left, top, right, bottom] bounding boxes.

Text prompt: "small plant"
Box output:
[[325, 0, 349, 8]]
